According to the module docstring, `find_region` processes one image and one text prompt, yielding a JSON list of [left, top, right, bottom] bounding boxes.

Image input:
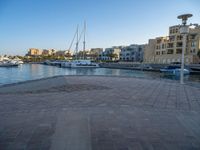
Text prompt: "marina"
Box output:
[[0, 1, 200, 149], [0, 64, 200, 86]]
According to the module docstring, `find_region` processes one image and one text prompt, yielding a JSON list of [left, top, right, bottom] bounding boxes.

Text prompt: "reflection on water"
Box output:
[[0, 64, 199, 86]]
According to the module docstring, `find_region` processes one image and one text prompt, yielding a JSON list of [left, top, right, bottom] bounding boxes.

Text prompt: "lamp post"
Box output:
[[177, 14, 192, 84]]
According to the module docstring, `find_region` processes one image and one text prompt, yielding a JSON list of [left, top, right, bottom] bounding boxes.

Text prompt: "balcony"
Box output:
[[167, 43, 174, 49], [169, 36, 175, 42], [176, 49, 182, 54], [167, 49, 174, 54], [176, 42, 182, 48], [176, 35, 183, 41], [156, 51, 160, 55], [189, 34, 196, 40]]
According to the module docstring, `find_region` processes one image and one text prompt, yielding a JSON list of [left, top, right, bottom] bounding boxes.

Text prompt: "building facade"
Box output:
[[27, 48, 42, 56], [120, 44, 145, 62], [144, 25, 200, 64], [89, 48, 103, 60], [99, 47, 121, 61], [27, 48, 57, 57], [144, 39, 156, 63]]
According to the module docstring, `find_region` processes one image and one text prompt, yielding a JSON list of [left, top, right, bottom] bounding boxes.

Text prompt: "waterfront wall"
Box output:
[[100, 62, 200, 74]]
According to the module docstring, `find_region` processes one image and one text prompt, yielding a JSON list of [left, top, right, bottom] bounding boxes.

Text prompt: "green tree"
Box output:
[[107, 53, 118, 61]]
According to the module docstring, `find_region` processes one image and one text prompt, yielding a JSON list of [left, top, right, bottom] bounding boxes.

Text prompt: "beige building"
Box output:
[[27, 48, 42, 56], [90, 48, 103, 60], [55, 50, 72, 57], [27, 48, 57, 56], [144, 25, 200, 64], [144, 39, 156, 63], [42, 49, 49, 56], [90, 48, 103, 55]]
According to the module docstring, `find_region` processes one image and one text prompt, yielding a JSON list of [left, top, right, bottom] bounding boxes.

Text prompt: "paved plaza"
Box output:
[[0, 76, 200, 150]]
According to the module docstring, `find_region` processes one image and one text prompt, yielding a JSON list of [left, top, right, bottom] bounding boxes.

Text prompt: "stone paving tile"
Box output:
[[0, 76, 200, 150]]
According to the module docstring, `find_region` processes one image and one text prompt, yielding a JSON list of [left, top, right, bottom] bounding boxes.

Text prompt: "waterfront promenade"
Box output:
[[0, 76, 200, 150]]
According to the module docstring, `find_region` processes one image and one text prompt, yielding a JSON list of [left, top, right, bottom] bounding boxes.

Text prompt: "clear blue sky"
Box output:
[[0, 0, 200, 55]]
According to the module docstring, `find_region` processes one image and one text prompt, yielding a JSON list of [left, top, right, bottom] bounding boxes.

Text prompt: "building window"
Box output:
[[191, 41, 196, 47], [176, 42, 182, 47], [190, 35, 196, 40], [162, 44, 164, 49], [177, 35, 182, 41], [176, 49, 182, 54], [167, 49, 173, 54], [167, 43, 174, 48]]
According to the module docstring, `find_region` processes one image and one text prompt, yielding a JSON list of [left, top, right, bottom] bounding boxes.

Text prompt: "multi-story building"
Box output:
[[144, 24, 200, 64], [120, 44, 145, 62], [27, 48, 42, 56], [48, 49, 57, 56], [144, 39, 156, 63], [27, 48, 57, 57], [42, 49, 51, 56], [76, 50, 90, 59], [99, 47, 121, 61], [55, 50, 66, 57], [89, 48, 103, 60], [55, 50, 72, 57]]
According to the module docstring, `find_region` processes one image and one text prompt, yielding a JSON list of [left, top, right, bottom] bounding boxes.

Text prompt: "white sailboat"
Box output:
[[61, 22, 99, 68]]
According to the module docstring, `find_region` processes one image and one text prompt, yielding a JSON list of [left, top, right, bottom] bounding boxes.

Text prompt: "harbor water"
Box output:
[[0, 64, 200, 86]]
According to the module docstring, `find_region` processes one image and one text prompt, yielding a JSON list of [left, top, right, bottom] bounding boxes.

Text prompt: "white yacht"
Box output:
[[160, 66, 190, 76], [61, 60, 99, 68], [0, 60, 19, 67], [13, 58, 24, 64], [0, 56, 23, 67]]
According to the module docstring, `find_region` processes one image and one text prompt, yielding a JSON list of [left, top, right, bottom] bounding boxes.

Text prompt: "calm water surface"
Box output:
[[0, 64, 199, 86]]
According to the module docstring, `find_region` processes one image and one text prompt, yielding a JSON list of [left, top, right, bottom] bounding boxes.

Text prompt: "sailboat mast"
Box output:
[[75, 25, 79, 60], [83, 21, 86, 59]]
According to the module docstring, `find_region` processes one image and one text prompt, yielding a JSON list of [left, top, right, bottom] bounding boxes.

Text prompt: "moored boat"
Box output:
[[72, 60, 98, 68], [160, 66, 190, 76], [61, 60, 99, 68], [0, 60, 19, 67]]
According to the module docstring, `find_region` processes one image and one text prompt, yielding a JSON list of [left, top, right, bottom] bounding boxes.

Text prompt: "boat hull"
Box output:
[[61, 60, 99, 68], [160, 68, 190, 76], [0, 64, 19, 67]]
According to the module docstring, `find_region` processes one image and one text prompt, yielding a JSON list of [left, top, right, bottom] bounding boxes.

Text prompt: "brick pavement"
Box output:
[[0, 76, 200, 150]]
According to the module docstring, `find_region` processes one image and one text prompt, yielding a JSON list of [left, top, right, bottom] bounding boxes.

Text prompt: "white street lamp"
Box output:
[[177, 14, 193, 84]]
